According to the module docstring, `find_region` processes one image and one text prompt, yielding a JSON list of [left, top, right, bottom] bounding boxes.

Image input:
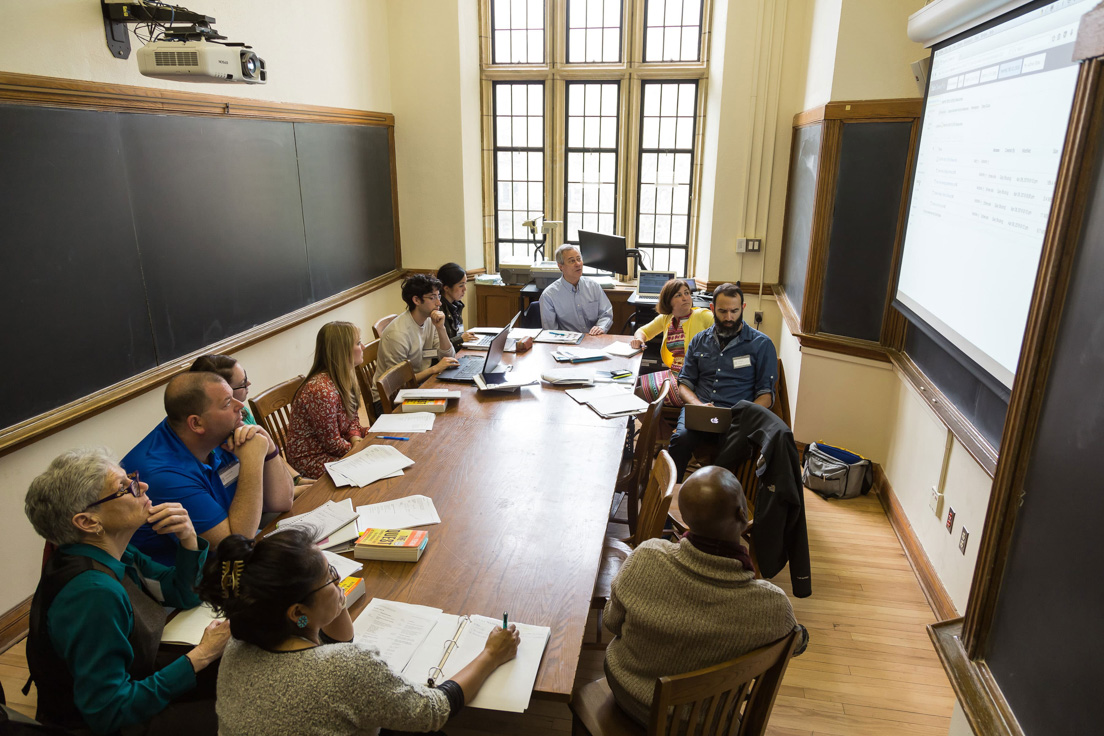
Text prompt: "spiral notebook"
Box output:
[[353, 598, 551, 713]]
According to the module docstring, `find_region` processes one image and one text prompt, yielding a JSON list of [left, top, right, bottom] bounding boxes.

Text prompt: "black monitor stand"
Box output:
[[626, 248, 650, 277]]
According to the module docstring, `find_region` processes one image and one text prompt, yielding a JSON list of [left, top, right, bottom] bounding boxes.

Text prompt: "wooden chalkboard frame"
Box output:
[[0, 72, 404, 455], [928, 56, 1104, 736]]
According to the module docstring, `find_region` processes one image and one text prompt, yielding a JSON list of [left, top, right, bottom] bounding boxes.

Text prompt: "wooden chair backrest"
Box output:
[[771, 358, 791, 429], [633, 450, 676, 547], [248, 375, 305, 461], [373, 313, 398, 340], [626, 380, 670, 535], [355, 338, 381, 423], [375, 361, 417, 415], [648, 631, 799, 736]]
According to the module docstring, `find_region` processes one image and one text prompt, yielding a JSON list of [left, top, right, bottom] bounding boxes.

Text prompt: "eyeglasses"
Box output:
[[85, 472, 141, 509], [231, 372, 250, 392], [420, 292, 442, 302], [300, 565, 340, 602]]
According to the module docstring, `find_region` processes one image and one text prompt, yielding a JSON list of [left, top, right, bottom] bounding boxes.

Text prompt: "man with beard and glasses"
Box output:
[[668, 283, 778, 481]]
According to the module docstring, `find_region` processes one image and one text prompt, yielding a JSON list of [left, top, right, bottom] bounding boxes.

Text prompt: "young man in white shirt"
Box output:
[[373, 274, 459, 404]]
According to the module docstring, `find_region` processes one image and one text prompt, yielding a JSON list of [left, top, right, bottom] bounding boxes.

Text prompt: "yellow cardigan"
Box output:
[[638, 307, 715, 369]]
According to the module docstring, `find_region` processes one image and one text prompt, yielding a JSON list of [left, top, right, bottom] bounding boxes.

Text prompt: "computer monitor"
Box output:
[[577, 230, 629, 275]]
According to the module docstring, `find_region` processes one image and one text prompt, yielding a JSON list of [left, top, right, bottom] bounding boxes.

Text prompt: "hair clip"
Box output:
[[220, 560, 244, 597]]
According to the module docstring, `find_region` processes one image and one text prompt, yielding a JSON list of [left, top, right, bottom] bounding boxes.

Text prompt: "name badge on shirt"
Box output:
[[421, 349, 437, 359], [732, 355, 752, 369], [218, 461, 240, 488]]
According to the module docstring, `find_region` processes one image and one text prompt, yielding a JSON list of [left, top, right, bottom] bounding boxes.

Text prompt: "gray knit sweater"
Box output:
[[603, 537, 800, 724], [215, 637, 451, 736]]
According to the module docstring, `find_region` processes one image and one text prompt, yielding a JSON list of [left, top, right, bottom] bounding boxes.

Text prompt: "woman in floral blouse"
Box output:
[[630, 279, 714, 407], [286, 322, 368, 479]]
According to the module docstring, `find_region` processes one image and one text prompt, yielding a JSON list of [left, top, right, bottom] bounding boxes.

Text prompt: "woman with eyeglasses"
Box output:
[[23, 449, 230, 735], [189, 354, 314, 496], [436, 262, 476, 350], [198, 529, 519, 735], [285, 321, 369, 480]]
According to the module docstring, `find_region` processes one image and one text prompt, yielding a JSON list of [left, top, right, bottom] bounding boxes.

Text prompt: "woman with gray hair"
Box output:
[[24, 448, 230, 735]]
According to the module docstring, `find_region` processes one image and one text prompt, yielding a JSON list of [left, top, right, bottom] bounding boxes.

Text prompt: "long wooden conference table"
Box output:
[[264, 335, 642, 702]]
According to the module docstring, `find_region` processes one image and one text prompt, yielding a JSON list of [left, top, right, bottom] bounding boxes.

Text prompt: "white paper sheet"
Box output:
[[540, 368, 595, 385], [161, 604, 222, 646], [356, 494, 441, 529], [353, 599, 446, 674], [394, 388, 461, 401], [587, 392, 649, 418], [322, 549, 364, 580], [604, 341, 644, 357], [535, 330, 584, 344], [275, 498, 358, 543], [327, 445, 415, 487], [565, 384, 632, 404], [368, 413, 436, 433]]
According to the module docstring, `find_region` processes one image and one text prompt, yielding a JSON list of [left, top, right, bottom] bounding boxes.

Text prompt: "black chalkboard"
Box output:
[[984, 127, 1104, 735], [779, 124, 821, 316], [818, 122, 913, 341], [0, 102, 398, 430]]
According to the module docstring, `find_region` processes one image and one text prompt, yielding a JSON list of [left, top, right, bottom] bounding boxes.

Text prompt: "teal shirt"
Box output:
[[47, 540, 208, 735], [241, 404, 257, 426]]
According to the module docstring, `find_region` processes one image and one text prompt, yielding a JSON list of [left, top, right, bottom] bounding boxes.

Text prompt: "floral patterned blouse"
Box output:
[[286, 373, 366, 479]]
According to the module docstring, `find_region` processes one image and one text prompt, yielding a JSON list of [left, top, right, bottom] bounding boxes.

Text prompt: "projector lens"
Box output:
[[241, 51, 258, 78]]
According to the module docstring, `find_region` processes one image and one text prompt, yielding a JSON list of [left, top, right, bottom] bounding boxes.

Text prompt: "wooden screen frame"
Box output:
[[927, 56, 1104, 736], [0, 71, 404, 456]]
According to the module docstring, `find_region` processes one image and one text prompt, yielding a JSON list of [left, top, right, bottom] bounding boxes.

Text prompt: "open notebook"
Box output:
[[353, 598, 551, 713]]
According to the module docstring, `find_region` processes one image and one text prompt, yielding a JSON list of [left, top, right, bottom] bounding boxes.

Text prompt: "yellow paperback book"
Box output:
[[354, 528, 429, 562], [402, 399, 448, 413]]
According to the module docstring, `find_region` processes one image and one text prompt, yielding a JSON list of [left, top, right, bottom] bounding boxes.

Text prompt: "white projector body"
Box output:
[[137, 40, 266, 84]]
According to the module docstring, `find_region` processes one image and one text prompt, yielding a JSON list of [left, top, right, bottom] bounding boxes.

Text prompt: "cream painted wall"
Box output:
[[0, 285, 401, 614], [0, 0, 404, 615], [0, 1, 393, 112], [779, 321, 804, 421], [832, 0, 927, 101], [948, 702, 976, 736], [387, 0, 484, 270], [802, 0, 843, 108]]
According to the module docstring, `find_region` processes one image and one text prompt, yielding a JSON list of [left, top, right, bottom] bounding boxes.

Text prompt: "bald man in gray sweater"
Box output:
[[603, 465, 808, 725]]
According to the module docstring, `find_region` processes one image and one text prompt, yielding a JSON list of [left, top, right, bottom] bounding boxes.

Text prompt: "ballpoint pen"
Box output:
[[379, 436, 409, 441], [503, 611, 508, 629]]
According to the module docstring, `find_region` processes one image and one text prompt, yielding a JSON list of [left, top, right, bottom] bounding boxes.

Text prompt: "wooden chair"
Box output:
[[570, 630, 800, 736], [372, 313, 397, 340], [590, 450, 676, 645], [248, 375, 305, 461], [610, 381, 670, 536], [375, 361, 417, 415], [355, 338, 381, 424]]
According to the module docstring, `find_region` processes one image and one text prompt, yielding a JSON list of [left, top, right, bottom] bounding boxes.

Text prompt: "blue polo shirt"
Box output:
[[678, 323, 778, 408], [122, 418, 239, 565]]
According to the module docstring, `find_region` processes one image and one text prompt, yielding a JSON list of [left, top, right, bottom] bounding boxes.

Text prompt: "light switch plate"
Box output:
[[946, 507, 956, 533], [959, 527, 969, 554]]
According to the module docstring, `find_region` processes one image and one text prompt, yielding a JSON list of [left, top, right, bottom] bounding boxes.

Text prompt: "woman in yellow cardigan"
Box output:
[[630, 278, 714, 407]]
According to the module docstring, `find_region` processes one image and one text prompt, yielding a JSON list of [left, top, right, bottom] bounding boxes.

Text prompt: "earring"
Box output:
[[297, 615, 309, 629]]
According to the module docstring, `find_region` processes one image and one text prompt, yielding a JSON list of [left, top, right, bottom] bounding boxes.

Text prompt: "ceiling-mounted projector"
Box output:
[[137, 39, 266, 84]]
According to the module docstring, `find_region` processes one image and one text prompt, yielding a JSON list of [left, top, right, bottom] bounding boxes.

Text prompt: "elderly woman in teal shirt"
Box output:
[[23, 448, 230, 735]]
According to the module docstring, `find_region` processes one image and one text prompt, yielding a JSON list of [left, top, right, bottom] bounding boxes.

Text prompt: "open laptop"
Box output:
[[632, 270, 677, 304], [437, 322, 513, 384], [463, 311, 521, 350], [684, 404, 733, 434]]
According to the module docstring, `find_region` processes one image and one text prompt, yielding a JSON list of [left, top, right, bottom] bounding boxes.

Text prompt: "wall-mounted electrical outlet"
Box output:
[[959, 527, 970, 554], [929, 487, 943, 517], [754, 311, 764, 325], [946, 507, 956, 533], [746, 238, 762, 253]]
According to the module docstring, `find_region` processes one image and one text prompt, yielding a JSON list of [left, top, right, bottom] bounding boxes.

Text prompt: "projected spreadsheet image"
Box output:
[[895, 0, 1093, 388]]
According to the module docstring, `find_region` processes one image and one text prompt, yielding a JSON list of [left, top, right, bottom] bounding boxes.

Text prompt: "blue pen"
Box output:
[[379, 436, 409, 441]]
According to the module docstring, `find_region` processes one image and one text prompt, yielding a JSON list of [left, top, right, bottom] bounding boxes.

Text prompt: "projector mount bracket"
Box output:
[[101, 0, 218, 60]]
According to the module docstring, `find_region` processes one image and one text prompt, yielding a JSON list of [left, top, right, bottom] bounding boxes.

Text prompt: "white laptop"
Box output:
[[632, 271, 676, 304]]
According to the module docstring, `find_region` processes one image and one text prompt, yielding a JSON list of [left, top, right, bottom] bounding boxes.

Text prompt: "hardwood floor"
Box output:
[[0, 488, 955, 735]]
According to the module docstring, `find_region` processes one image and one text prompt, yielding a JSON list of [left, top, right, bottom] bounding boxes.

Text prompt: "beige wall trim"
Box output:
[[0, 272, 406, 457], [929, 619, 1026, 736], [0, 596, 30, 655], [874, 464, 958, 621], [890, 353, 999, 478], [0, 72, 395, 126]]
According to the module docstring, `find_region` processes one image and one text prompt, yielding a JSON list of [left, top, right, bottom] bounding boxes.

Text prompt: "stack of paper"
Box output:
[[541, 368, 595, 386], [535, 330, 584, 344], [356, 494, 441, 529], [394, 388, 461, 402], [587, 391, 649, 418], [552, 347, 608, 363], [353, 598, 552, 713], [604, 341, 644, 357], [322, 549, 364, 580], [368, 412, 435, 433], [326, 445, 415, 487], [274, 498, 359, 544], [565, 383, 632, 404]]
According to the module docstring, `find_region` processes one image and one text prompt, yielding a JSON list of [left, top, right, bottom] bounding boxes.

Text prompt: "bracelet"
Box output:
[[264, 446, 281, 462], [292, 474, 303, 485]]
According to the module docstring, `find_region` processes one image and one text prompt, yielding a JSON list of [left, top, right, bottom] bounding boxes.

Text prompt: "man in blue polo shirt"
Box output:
[[669, 283, 777, 481], [123, 372, 294, 564]]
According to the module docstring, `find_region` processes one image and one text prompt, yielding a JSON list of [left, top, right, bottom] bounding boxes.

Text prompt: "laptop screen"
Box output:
[[482, 322, 511, 374], [639, 271, 676, 295]]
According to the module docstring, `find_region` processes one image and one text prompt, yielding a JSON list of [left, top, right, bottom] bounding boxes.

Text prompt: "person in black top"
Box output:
[[436, 262, 475, 350]]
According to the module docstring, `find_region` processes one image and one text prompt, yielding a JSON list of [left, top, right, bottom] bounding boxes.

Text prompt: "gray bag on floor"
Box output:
[[802, 442, 872, 499]]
